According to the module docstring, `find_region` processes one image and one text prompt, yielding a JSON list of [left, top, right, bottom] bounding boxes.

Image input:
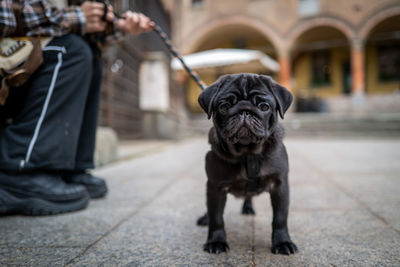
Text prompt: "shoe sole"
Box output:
[[0, 188, 89, 216], [86, 184, 108, 199]]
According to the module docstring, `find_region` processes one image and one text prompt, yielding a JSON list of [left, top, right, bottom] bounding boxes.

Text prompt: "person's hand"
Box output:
[[81, 1, 114, 33], [117, 11, 154, 35]]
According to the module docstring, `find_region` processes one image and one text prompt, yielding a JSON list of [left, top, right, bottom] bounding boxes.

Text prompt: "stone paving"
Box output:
[[1, 136, 400, 266]]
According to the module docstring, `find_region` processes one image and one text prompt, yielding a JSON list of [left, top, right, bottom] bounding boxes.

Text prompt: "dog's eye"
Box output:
[[227, 95, 237, 105], [258, 102, 270, 111], [219, 103, 231, 113]]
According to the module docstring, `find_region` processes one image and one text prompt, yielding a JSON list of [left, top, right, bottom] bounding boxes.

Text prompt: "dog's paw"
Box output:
[[196, 213, 208, 226], [271, 241, 298, 255], [203, 241, 230, 254], [241, 204, 256, 215]]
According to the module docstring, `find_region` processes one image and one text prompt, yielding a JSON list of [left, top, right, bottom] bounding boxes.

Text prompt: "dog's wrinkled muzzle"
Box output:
[[227, 122, 264, 145], [224, 110, 264, 145], [236, 126, 253, 145]]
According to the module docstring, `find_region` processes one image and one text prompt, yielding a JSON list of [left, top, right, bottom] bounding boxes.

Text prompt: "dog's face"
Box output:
[[198, 74, 292, 155]]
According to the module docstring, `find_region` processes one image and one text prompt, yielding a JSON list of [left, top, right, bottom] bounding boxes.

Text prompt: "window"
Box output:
[[233, 38, 247, 49], [192, 0, 204, 7], [311, 50, 331, 86], [377, 44, 400, 82], [298, 0, 319, 17]]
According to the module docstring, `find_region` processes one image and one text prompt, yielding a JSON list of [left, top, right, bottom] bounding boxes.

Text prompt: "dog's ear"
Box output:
[[198, 75, 226, 119], [259, 75, 293, 119]]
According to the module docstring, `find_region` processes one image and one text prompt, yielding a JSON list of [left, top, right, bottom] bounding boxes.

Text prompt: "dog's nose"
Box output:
[[240, 110, 250, 117]]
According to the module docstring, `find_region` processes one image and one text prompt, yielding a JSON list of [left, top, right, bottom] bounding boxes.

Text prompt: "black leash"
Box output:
[[151, 24, 207, 91], [94, 0, 207, 90], [100, 1, 207, 91]]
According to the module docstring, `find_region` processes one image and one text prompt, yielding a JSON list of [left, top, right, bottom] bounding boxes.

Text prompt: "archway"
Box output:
[[365, 14, 400, 94], [290, 25, 351, 111], [184, 23, 279, 113]]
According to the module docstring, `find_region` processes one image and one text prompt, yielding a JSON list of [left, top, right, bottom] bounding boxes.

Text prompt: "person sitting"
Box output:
[[0, 0, 153, 215]]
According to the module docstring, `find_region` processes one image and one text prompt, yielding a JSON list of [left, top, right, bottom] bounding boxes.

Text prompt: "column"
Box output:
[[278, 51, 291, 89], [350, 39, 366, 112], [351, 40, 365, 94], [139, 52, 176, 139]]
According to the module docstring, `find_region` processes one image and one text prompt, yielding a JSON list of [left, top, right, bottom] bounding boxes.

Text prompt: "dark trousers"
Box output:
[[0, 34, 102, 171]]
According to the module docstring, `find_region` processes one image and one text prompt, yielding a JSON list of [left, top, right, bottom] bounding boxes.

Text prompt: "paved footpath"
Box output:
[[1, 137, 400, 266]]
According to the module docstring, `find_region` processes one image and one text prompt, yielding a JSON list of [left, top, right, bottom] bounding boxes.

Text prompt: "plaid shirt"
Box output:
[[0, 0, 86, 37]]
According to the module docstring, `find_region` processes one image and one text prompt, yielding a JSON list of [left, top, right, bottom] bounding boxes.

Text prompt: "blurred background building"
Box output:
[[98, 0, 400, 141], [168, 0, 400, 113]]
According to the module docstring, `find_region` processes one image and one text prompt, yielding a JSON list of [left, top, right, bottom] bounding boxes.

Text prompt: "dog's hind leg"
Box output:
[[196, 212, 208, 226], [241, 196, 256, 215]]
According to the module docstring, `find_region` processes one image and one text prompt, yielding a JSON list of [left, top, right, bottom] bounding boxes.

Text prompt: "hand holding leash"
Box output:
[[81, 1, 113, 33], [116, 11, 153, 35], [108, 5, 207, 91]]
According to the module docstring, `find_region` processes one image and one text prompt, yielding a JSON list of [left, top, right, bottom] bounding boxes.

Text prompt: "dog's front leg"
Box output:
[[203, 180, 229, 254], [270, 176, 298, 255]]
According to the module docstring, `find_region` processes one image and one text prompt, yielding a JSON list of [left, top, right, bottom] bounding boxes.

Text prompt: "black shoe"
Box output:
[[0, 171, 89, 216], [62, 172, 108, 199]]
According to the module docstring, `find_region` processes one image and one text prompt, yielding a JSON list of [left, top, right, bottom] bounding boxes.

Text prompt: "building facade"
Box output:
[[168, 0, 400, 113]]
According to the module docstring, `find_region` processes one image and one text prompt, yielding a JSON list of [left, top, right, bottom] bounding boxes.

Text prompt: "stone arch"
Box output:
[[358, 5, 400, 40], [286, 16, 356, 100], [182, 16, 282, 55], [361, 5, 400, 95], [286, 16, 355, 50]]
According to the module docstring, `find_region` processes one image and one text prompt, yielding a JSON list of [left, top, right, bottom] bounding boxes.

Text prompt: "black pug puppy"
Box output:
[[197, 73, 297, 255]]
